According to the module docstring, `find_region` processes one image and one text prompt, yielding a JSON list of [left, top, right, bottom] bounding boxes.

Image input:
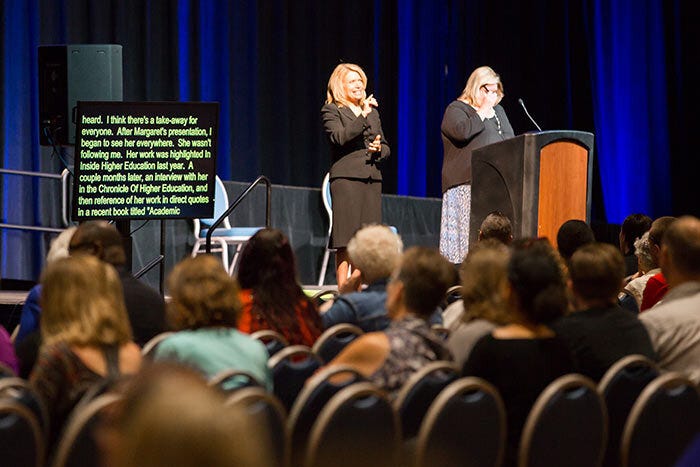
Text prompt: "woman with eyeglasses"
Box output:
[[439, 66, 515, 265]]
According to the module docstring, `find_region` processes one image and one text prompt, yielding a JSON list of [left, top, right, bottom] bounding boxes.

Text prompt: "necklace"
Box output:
[[493, 112, 503, 135]]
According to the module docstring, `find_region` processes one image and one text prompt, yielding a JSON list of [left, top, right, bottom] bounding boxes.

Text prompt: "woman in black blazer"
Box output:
[[321, 63, 390, 287]]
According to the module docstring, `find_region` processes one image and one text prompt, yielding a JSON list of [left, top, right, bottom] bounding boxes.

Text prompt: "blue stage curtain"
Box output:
[[584, 0, 671, 223]]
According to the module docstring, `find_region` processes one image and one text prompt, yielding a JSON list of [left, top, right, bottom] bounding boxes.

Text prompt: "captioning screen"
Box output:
[[72, 101, 219, 220]]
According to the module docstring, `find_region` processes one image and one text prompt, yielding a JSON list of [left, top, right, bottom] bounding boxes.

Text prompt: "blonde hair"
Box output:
[[167, 255, 241, 330], [347, 224, 403, 284], [459, 66, 505, 106], [460, 240, 511, 325], [46, 226, 77, 264], [325, 63, 367, 107], [40, 255, 132, 347]]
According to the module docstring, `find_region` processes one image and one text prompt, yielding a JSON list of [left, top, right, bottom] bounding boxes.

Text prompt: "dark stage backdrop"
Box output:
[[2, 0, 699, 281]]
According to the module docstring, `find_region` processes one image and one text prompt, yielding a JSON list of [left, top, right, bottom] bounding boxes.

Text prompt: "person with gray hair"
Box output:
[[322, 224, 443, 332], [619, 231, 661, 309]]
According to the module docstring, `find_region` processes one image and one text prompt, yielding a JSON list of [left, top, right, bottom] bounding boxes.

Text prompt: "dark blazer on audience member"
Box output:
[[551, 305, 656, 381], [118, 268, 166, 346], [321, 102, 389, 180]]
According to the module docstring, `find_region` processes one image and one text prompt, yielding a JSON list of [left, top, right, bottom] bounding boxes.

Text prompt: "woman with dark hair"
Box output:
[[462, 239, 574, 466], [236, 228, 323, 347]]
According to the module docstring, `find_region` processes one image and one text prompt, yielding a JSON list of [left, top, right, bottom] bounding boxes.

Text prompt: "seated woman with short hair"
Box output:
[[152, 255, 271, 390]]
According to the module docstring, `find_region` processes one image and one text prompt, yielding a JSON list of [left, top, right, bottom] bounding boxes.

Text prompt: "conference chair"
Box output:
[[250, 329, 290, 357], [51, 393, 123, 467], [305, 382, 400, 467], [288, 365, 365, 467], [0, 377, 49, 436], [225, 387, 288, 467], [621, 372, 700, 467], [311, 323, 364, 363], [140, 331, 175, 358], [268, 346, 323, 411], [597, 354, 660, 467], [519, 373, 607, 467], [0, 399, 44, 467], [191, 175, 263, 275], [414, 377, 506, 467], [208, 369, 264, 392], [394, 361, 460, 440]]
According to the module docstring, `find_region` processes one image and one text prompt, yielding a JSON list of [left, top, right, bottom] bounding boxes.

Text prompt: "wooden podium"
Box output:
[[470, 130, 594, 247]]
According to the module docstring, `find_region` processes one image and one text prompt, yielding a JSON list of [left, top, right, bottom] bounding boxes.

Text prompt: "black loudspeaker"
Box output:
[[38, 44, 123, 146]]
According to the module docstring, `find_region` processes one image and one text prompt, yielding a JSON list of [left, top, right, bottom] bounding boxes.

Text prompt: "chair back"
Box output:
[[430, 324, 450, 341], [202, 175, 232, 229], [519, 373, 607, 467], [394, 361, 460, 439], [0, 377, 49, 436], [0, 400, 44, 467], [51, 393, 123, 467], [141, 331, 175, 358], [251, 329, 290, 357], [208, 369, 263, 391], [226, 387, 288, 467], [415, 377, 506, 467], [621, 372, 700, 467], [269, 345, 323, 410], [305, 382, 400, 467], [312, 324, 364, 363], [597, 354, 660, 467], [288, 365, 365, 467]]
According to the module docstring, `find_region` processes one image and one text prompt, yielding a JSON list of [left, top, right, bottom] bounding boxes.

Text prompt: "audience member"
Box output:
[[445, 239, 511, 367], [152, 255, 271, 390], [0, 325, 18, 374], [462, 239, 574, 466], [551, 243, 655, 382], [639, 216, 677, 311], [30, 255, 142, 448], [68, 221, 166, 345], [236, 228, 323, 347], [327, 247, 454, 397], [15, 226, 76, 344], [640, 216, 700, 382], [478, 210, 513, 245], [102, 363, 269, 467], [556, 219, 595, 261], [619, 213, 652, 277], [619, 232, 660, 310]]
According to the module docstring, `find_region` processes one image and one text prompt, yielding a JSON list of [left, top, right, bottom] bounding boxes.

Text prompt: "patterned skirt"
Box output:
[[439, 184, 471, 263]]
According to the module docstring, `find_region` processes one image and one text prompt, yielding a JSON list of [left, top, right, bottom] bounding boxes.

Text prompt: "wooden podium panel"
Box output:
[[471, 131, 594, 247], [537, 141, 589, 247]]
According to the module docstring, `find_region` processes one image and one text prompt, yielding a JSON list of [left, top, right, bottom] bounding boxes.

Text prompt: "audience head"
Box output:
[[478, 211, 513, 245], [568, 243, 625, 308], [325, 63, 367, 107], [104, 363, 267, 467], [660, 216, 700, 286], [459, 66, 504, 107], [46, 226, 77, 264], [459, 239, 511, 325], [556, 219, 595, 260], [167, 255, 241, 331], [387, 247, 454, 320], [347, 224, 403, 284], [507, 239, 568, 324], [633, 231, 656, 273], [648, 216, 677, 262], [40, 255, 132, 347], [619, 213, 652, 255], [237, 228, 299, 291], [69, 221, 127, 267]]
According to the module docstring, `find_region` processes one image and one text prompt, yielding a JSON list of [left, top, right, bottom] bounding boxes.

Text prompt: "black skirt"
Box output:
[[330, 177, 382, 248]]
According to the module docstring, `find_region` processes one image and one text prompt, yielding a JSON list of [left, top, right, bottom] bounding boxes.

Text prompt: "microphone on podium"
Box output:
[[518, 98, 543, 132]]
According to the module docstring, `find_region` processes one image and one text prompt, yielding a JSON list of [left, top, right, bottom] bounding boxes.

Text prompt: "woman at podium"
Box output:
[[439, 66, 515, 263], [321, 63, 390, 286]]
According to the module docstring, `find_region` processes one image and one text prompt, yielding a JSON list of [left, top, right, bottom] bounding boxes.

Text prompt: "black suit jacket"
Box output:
[[321, 103, 390, 180]]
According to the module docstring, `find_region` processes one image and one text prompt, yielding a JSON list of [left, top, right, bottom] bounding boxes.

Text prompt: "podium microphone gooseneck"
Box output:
[[518, 98, 542, 132]]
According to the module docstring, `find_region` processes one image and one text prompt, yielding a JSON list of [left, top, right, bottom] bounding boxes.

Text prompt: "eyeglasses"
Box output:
[[481, 84, 499, 95]]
